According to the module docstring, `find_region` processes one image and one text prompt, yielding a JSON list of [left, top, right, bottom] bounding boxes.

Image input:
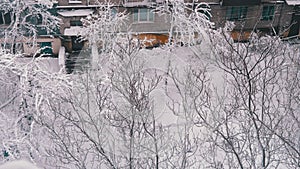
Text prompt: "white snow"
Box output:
[[0, 160, 41, 169], [64, 26, 84, 36], [285, 0, 300, 5], [17, 57, 61, 73], [56, 5, 101, 8], [57, 9, 93, 17], [69, 0, 82, 4], [58, 46, 66, 68], [123, 0, 155, 7]]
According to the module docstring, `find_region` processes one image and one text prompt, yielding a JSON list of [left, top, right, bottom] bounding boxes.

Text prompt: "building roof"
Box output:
[[24, 0, 56, 6], [57, 9, 93, 17], [285, 0, 300, 5]]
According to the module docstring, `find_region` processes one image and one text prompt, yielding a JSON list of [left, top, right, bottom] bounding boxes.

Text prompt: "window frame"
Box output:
[[38, 42, 53, 55], [0, 12, 12, 25], [70, 20, 83, 26], [226, 6, 248, 21], [261, 5, 275, 21], [133, 8, 154, 23]]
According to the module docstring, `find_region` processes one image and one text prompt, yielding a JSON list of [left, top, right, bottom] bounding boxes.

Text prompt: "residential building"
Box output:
[[0, 1, 61, 56], [1, 0, 299, 59], [286, 0, 300, 38], [56, 0, 100, 52], [124, 0, 170, 46], [198, 0, 295, 41], [56, 0, 171, 49]]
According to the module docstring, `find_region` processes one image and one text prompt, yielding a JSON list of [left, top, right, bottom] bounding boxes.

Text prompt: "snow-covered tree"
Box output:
[[2, 1, 299, 168], [0, 0, 60, 54], [155, 0, 212, 46], [31, 38, 155, 168], [80, 3, 127, 69], [188, 23, 300, 168], [0, 49, 64, 165]]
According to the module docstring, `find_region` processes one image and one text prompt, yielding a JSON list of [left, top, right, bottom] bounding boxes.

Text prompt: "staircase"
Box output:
[[65, 49, 91, 73]]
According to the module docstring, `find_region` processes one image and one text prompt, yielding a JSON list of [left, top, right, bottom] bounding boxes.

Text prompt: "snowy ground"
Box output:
[[0, 160, 41, 169], [138, 40, 226, 127], [17, 57, 61, 73], [0, 41, 227, 168]]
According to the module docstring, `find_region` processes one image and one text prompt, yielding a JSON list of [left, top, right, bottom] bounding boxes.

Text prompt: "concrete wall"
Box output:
[[23, 38, 61, 56]]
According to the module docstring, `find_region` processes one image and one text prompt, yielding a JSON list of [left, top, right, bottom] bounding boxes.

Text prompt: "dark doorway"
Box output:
[[288, 14, 300, 37], [71, 36, 83, 51]]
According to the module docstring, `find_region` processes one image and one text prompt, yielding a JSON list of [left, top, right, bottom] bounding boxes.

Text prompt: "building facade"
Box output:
[[286, 0, 300, 38], [1, 0, 299, 58], [0, 1, 61, 56], [202, 0, 295, 41], [52, 0, 300, 53]]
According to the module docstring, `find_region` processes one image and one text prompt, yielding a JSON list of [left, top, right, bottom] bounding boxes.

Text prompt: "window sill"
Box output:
[[69, 1, 82, 4], [260, 19, 274, 21]]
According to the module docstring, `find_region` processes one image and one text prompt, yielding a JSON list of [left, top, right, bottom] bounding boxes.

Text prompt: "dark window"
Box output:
[[28, 14, 43, 25], [226, 6, 248, 21], [261, 5, 275, 21], [198, 4, 211, 20], [133, 8, 154, 22], [39, 42, 53, 55], [111, 8, 117, 17], [3, 150, 9, 157], [70, 20, 83, 26], [1, 43, 22, 53], [133, 8, 138, 21], [0, 12, 12, 25]]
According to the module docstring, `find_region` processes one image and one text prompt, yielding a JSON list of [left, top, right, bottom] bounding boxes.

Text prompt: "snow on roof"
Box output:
[[56, 5, 101, 8], [57, 9, 93, 17], [24, 0, 55, 6], [64, 26, 83, 36], [285, 0, 300, 5], [69, 0, 82, 3], [123, 0, 154, 7]]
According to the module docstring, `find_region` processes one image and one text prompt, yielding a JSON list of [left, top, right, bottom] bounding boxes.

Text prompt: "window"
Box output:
[[226, 6, 248, 21], [1, 43, 23, 53], [261, 5, 274, 21], [198, 4, 211, 20], [0, 12, 11, 25], [133, 8, 154, 22], [39, 42, 53, 55], [27, 14, 43, 25], [111, 8, 117, 17], [70, 20, 83, 26]]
